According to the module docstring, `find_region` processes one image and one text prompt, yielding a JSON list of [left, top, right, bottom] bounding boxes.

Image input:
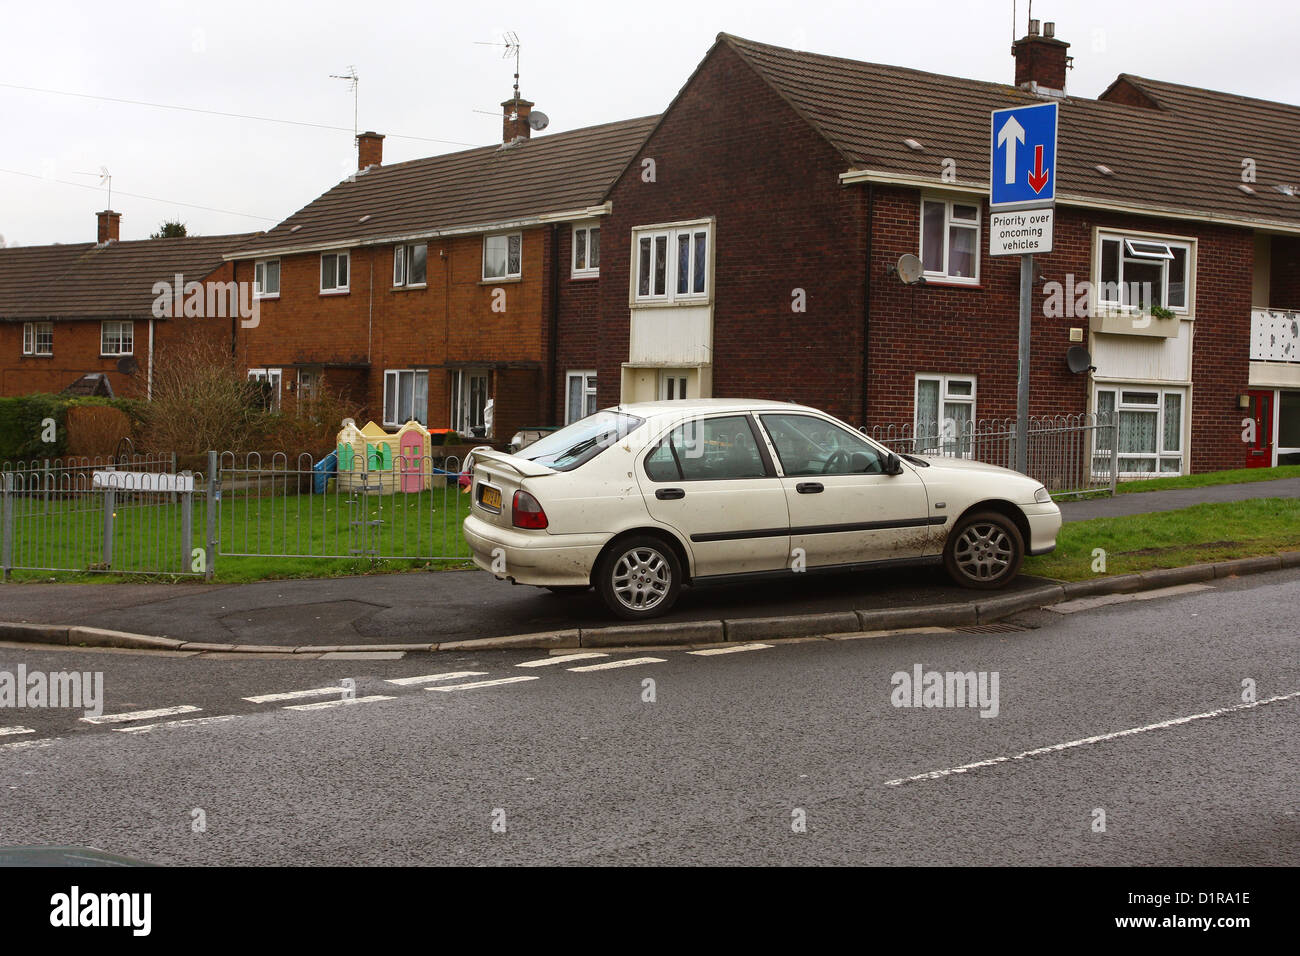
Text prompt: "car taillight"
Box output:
[[512, 490, 548, 529]]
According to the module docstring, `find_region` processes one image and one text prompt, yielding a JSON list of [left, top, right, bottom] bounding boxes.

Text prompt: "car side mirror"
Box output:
[[885, 452, 904, 475]]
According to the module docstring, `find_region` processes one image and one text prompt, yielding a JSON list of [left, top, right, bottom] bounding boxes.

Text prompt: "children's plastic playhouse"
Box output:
[[332, 419, 436, 494]]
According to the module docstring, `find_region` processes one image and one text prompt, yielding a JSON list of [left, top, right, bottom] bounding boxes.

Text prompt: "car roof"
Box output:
[[607, 398, 816, 418]]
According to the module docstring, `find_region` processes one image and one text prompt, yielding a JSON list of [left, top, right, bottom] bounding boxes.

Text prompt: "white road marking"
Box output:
[[1048, 582, 1213, 614], [428, 676, 539, 692], [0, 726, 35, 737], [284, 694, 395, 711], [115, 715, 240, 734], [567, 657, 665, 672], [81, 705, 201, 725], [688, 643, 773, 656], [319, 651, 406, 660], [516, 653, 609, 667], [244, 686, 350, 704], [0, 738, 54, 753], [385, 671, 487, 686], [885, 690, 1300, 786]]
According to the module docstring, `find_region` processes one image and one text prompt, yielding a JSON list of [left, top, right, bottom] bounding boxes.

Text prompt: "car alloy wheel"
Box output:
[[597, 535, 683, 620], [944, 511, 1024, 589]]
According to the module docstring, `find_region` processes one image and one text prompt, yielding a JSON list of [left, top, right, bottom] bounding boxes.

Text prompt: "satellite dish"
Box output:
[[527, 110, 549, 131], [1066, 346, 1095, 374], [116, 356, 139, 375], [896, 254, 924, 285]]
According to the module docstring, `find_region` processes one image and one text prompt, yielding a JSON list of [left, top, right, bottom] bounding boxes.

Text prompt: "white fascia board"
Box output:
[[838, 168, 1300, 236], [223, 203, 612, 261]]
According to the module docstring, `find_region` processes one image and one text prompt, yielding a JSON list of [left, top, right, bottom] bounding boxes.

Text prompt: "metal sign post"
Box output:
[[1017, 254, 1033, 475]]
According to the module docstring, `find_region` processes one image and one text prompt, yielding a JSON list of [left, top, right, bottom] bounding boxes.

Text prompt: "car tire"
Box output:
[[943, 511, 1024, 590], [596, 535, 682, 620]]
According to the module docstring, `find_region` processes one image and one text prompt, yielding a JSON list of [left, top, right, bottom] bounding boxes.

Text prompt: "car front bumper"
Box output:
[[463, 514, 608, 587], [1021, 501, 1063, 556]]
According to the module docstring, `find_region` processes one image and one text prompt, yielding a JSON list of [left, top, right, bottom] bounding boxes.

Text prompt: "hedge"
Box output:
[[0, 394, 146, 463]]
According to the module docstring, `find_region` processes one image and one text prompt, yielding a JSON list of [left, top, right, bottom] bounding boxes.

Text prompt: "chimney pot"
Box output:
[[96, 209, 121, 244], [501, 95, 535, 144], [357, 131, 384, 170], [1013, 24, 1071, 93], [1044, 21, 1056, 38], [1029, 18, 1040, 35]]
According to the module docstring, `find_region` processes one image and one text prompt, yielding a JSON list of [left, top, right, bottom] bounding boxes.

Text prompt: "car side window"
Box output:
[[759, 413, 886, 477], [643, 415, 768, 481]]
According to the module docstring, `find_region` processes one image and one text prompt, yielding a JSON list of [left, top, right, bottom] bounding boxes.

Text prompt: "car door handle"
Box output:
[[655, 488, 685, 500], [796, 482, 824, 494]]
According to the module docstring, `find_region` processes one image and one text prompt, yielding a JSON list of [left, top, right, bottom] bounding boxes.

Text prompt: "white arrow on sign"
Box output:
[[996, 115, 1025, 185]]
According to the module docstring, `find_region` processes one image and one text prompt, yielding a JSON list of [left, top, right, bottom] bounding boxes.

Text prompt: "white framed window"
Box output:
[[920, 198, 981, 284], [633, 222, 710, 303], [247, 368, 283, 411], [1094, 386, 1185, 475], [1096, 232, 1193, 313], [565, 371, 597, 423], [450, 369, 490, 435], [320, 251, 349, 293], [254, 259, 280, 298], [483, 233, 521, 280], [915, 374, 976, 456], [22, 321, 53, 356], [382, 369, 429, 427], [100, 320, 133, 356], [572, 223, 600, 277], [393, 243, 428, 287]]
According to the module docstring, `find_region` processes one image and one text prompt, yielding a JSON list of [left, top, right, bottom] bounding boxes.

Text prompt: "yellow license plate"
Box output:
[[479, 485, 502, 511]]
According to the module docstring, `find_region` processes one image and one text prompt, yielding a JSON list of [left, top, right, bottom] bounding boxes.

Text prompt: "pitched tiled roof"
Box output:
[[232, 115, 660, 257], [0, 233, 252, 321], [720, 34, 1300, 230]]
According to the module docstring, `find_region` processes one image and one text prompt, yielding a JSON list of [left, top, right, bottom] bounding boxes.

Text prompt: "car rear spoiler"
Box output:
[[469, 448, 558, 478]]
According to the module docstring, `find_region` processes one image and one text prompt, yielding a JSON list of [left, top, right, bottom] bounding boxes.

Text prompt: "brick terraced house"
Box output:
[[226, 104, 657, 444], [0, 211, 247, 399], [593, 28, 1300, 473]]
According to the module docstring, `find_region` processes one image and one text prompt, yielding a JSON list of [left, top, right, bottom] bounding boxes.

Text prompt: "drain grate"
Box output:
[[956, 622, 1033, 634]]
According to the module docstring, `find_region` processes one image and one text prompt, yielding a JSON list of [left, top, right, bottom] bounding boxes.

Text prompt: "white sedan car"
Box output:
[[463, 399, 1061, 620]]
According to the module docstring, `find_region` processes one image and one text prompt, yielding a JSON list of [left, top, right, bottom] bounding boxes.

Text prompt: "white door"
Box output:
[[757, 412, 933, 568], [637, 413, 790, 577]]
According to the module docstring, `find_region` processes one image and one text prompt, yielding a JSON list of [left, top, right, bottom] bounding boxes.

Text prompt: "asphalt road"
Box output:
[[1, 568, 1296, 865]]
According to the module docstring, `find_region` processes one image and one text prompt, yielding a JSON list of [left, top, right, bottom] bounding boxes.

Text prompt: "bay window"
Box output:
[[633, 222, 710, 303]]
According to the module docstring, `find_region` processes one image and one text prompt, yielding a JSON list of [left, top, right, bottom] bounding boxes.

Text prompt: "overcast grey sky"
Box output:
[[2, 0, 1296, 247]]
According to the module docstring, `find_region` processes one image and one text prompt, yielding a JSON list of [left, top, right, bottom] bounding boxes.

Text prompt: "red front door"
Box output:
[[1245, 390, 1274, 468]]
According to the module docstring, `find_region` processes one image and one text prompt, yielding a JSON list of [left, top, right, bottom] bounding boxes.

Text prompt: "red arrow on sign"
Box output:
[[1028, 145, 1050, 193]]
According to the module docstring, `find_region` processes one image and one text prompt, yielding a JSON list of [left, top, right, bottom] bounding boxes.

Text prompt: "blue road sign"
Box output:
[[990, 102, 1057, 208]]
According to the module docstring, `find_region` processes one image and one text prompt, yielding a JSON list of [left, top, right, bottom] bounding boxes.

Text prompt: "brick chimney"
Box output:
[[96, 209, 121, 244], [502, 94, 534, 143], [357, 131, 384, 170], [1012, 20, 1072, 94]]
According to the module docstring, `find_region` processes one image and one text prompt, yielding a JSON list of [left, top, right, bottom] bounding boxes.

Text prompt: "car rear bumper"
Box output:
[[463, 515, 607, 587], [1022, 502, 1063, 556]]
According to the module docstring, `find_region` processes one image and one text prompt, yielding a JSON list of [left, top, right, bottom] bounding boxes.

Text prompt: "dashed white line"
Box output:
[[516, 653, 609, 668], [884, 690, 1300, 786], [81, 705, 201, 725], [567, 657, 665, 672], [0, 738, 54, 753], [116, 715, 241, 734], [688, 643, 773, 656], [244, 686, 350, 704], [385, 671, 487, 686], [428, 676, 539, 692], [284, 695, 395, 711], [0, 726, 35, 737]]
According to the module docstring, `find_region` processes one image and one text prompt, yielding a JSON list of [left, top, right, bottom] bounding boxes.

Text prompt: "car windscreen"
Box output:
[[516, 410, 645, 472]]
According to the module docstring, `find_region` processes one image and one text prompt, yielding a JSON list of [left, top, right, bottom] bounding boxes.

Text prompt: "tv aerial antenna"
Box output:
[[476, 31, 522, 100], [330, 66, 360, 148], [73, 166, 112, 209]]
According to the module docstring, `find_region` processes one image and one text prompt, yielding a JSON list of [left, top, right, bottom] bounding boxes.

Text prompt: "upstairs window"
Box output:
[[254, 259, 280, 298], [572, 223, 600, 277], [920, 198, 980, 284], [633, 222, 710, 303], [393, 244, 428, 287], [1097, 233, 1192, 312], [320, 251, 349, 293], [100, 320, 133, 356], [483, 233, 522, 280], [22, 321, 53, 356]]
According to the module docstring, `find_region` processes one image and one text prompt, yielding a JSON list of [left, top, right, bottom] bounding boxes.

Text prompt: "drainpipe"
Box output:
[[147, 318, 155, 400], [861, 184, 874, 426], [549, 223, 560, 424]]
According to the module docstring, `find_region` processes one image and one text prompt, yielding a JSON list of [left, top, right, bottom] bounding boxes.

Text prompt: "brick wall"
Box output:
[[555, 222, 601, 420]]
